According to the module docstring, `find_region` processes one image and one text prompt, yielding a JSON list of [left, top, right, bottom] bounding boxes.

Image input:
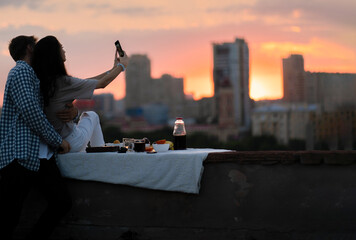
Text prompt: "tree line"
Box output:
[[101, 125, 320, 151]]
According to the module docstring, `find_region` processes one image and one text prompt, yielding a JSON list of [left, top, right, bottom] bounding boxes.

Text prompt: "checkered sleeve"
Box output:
[[9, 66, 62, 148]]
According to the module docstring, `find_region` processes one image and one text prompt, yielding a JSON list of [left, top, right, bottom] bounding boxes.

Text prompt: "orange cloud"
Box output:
[[292, 9, 302, 18], [261, 38, 355, 61], [290, 26, 301, 33], [249, 37, 356, 100], [259, 37, 356, 75]]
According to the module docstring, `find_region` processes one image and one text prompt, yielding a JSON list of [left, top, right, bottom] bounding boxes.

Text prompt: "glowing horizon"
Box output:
[[0, 0, 355, 105]]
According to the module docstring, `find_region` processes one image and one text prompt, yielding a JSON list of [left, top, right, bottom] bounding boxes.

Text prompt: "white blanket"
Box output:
[[57, 148, 229, 194]]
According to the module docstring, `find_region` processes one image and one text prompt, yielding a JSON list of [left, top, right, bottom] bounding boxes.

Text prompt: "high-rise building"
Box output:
[[283, 54, 305, 102], [283, 54, 356, 111], [151, 74, 185, 119], [125, 54, 151, 109], [213, 38, 251, 132], [125, 54, 186, 122]]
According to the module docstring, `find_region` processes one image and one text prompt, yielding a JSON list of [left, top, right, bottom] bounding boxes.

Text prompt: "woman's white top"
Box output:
[[45, 76, 98, 138]]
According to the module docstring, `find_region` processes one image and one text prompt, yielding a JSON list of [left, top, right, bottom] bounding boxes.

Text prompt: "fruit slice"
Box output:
[[155, 139, 166, 144], [165, 140, 174, 150]]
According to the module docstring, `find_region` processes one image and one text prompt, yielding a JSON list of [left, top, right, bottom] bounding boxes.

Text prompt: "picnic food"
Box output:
[[145, 146, 154, 152], [152, 143, 169, 152], [166, 140, 174, 150], [155, 139, 166, 144], [152, 139, 174, 150]]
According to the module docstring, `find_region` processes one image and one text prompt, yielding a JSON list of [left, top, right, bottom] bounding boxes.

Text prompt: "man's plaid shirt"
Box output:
[[0, 61, 62, 171]]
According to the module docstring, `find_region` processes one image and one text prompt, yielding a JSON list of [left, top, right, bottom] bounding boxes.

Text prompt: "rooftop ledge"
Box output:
[[16, 150, 356, 240], [206, 150, 356, 165]]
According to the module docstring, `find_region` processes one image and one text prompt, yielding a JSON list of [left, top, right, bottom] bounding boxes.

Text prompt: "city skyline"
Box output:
[[0, 0, 355, 106]]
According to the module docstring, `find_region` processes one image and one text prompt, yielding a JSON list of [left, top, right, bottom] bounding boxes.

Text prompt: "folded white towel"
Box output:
[[57, 148, 229, 194]]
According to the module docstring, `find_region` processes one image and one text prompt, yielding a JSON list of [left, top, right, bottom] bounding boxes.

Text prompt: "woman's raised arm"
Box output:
[[90, 51, 129, 89]]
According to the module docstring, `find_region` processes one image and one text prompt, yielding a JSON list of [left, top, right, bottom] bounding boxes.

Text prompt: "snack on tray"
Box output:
[[152, 143, 169, 152], [165, 140, 174, 150], [155, 139, 166, 144], [145, 146, 154, 152]]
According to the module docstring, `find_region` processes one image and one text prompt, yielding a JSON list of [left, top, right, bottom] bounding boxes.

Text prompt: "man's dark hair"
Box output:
[[8, 35, 37, 61]]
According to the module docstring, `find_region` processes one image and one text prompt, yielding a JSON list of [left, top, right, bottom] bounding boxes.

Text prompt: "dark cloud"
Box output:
[[206, 4, 251, 14], [0, 0, 25, 7], [206, 0, 356, 29], [112, 7, 163, 16], [252, 0, 355, 27], [86, 3, 163, 16], [304, 2, 356, 29], [248, 0, 305, 15], [85, 3, 111, 10], [0, 0, 44, 9]]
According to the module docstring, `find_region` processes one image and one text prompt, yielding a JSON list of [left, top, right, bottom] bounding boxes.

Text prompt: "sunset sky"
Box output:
[[0, 0, 355, 106]]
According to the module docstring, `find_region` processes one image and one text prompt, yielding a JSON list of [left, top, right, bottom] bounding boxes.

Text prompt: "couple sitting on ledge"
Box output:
[[0, 35, 129, 239]]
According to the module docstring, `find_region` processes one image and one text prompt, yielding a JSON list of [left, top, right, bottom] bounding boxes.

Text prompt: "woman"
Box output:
[[32, 35, 129, 152]]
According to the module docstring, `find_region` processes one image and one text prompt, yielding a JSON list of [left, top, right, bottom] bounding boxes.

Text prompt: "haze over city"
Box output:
[[0, 0, 355, 106]]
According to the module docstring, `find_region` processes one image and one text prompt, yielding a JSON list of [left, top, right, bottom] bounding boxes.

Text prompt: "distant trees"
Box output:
[[102, 125, 315, 151]]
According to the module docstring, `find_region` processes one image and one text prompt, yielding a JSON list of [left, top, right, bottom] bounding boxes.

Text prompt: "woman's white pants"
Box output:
[[64, 111, 105, 152]]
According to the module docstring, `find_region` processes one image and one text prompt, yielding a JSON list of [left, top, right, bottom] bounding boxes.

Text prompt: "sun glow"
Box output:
[[0, 0, 355, 106], [250, 74, 283, 100]]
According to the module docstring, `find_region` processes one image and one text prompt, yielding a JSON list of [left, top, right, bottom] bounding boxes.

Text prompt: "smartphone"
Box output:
[[115, 40, 125, 57]]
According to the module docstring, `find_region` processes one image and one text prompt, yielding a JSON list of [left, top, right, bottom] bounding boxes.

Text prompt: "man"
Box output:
[[0, 35, 72, 240]]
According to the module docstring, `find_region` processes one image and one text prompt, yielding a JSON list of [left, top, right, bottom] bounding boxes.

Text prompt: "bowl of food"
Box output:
[[152, 143, 169, 152]]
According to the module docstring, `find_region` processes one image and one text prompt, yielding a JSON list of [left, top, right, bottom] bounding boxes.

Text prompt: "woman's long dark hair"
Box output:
[[32, 35, 68, 106]]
